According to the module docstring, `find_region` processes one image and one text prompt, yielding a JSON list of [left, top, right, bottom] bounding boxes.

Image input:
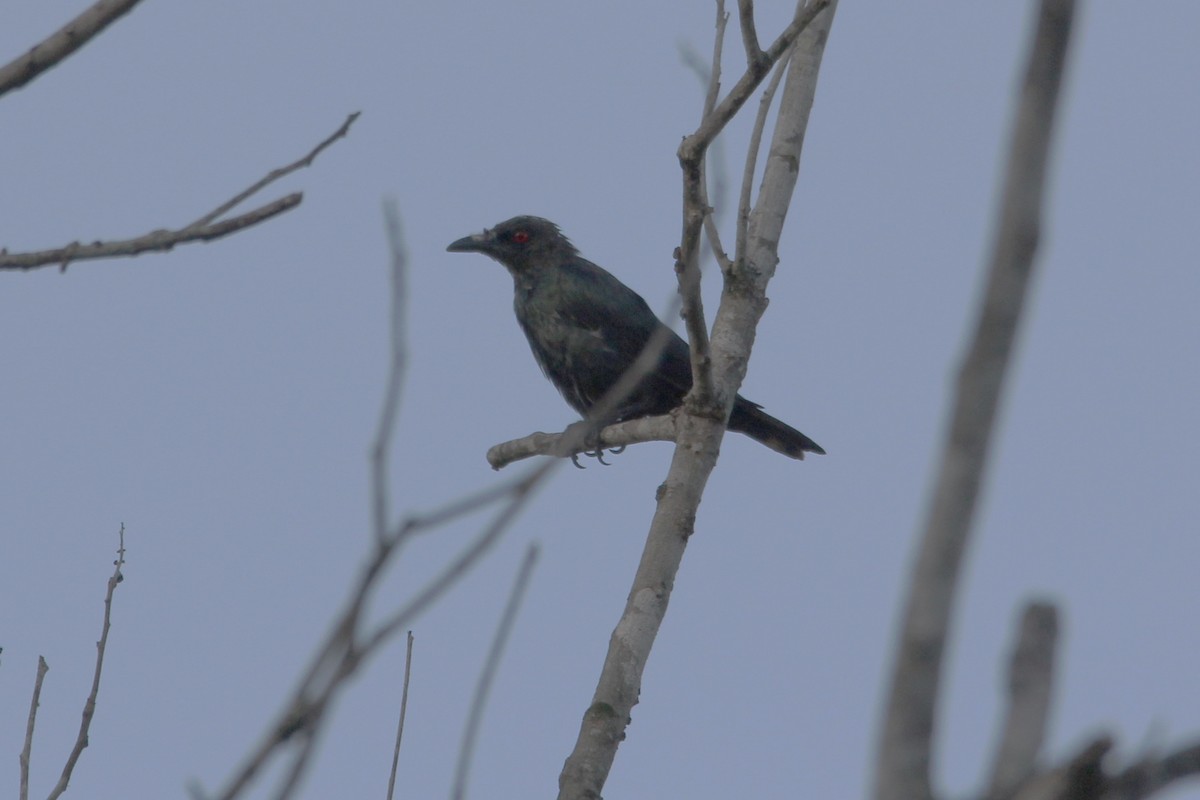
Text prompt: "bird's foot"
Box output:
[[561, 421, 626, 468], [570, 445, 625, 469]]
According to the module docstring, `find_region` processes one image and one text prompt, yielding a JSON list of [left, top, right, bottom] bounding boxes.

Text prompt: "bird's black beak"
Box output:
[[446, 229, 494, 254]]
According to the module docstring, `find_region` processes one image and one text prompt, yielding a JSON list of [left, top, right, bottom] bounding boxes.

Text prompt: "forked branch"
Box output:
[[1, 113, 359, 272]]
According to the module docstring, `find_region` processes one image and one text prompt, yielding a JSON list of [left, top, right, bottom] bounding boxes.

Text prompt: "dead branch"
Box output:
[[44, 525, 126, 800], [0, 112, 359, 272], [384, 632, 415, 800]]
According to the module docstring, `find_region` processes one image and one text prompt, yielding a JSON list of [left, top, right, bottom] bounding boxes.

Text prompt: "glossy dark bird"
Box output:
[[446, 216, 824, 459]]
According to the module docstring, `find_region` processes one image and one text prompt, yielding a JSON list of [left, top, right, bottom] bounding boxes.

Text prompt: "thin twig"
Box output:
[[988, 602, 1060, 799], [702, 4, 727, 122], [384, 632, 415, 800], [0, 0, 145, 98], [187, 112, 359, 230], [1, 113, 359, 272], [46, 524, 126, 800], [374, 199, 410, 546], [362, 467, 550, 654], [452, 544, 540, 800], [736, 50, 792, 266], [19, 656, 50, 800], [678, 41, 732, 272], [872, 5, 1077, 800], [697, 3, 734, 272], [675, 0, 731, 408], [208, 211, 562, 800], [396, 473, 534, 533]]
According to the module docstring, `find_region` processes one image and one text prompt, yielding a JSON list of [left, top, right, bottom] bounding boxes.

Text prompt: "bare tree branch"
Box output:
[[676, 0, 831, 412], [557, 412, 719, 800], [677, 40, 733, 272], [452, 544, 540, 800], [361, 468, 550, 655], [988, 602, 1060, 799], [736, 51, 791, 263], [557, 6, 837, 799], [19, 657, 49, 800], [210, 476, 521, 800], [696, 3, 734, 273], [384, 632, 415, 800], [0, 196, 301, 271], [209, 462, 550, 800], [873, 4, 1078, 800], [0, 0, 145, 99], [705, 0, 834, 439], [46, 525, 126, 800], [487, 415, 679, 470], [374, 198, 410, 546], [674, 0, 730, 407], [684, 0, 831, 153], [0, 113, 359, 272], [736, 0, 764, 65], [188, 112, 359, 230]]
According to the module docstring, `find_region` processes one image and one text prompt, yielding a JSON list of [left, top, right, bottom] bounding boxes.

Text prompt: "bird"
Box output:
[[446, 215, 824, 460]]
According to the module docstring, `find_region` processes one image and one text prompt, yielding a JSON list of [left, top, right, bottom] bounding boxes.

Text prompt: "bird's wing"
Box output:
[[554, 259, 694, 397]]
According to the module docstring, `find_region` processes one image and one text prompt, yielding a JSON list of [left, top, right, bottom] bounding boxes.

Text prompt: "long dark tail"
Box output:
[[728, 398, 825, 460]]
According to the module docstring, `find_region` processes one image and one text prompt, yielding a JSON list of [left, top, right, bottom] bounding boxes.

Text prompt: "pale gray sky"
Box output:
[[2, 2, 1199, 799]]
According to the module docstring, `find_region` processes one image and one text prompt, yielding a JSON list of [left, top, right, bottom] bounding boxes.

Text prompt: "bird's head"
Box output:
[[446, 215, 578, 273]]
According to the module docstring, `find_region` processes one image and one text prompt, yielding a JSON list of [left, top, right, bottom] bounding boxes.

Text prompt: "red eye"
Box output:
[[512, 230, 530, 244]]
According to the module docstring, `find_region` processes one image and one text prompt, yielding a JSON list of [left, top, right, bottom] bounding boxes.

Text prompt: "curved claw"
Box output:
[[569, 445, 625, 469]]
